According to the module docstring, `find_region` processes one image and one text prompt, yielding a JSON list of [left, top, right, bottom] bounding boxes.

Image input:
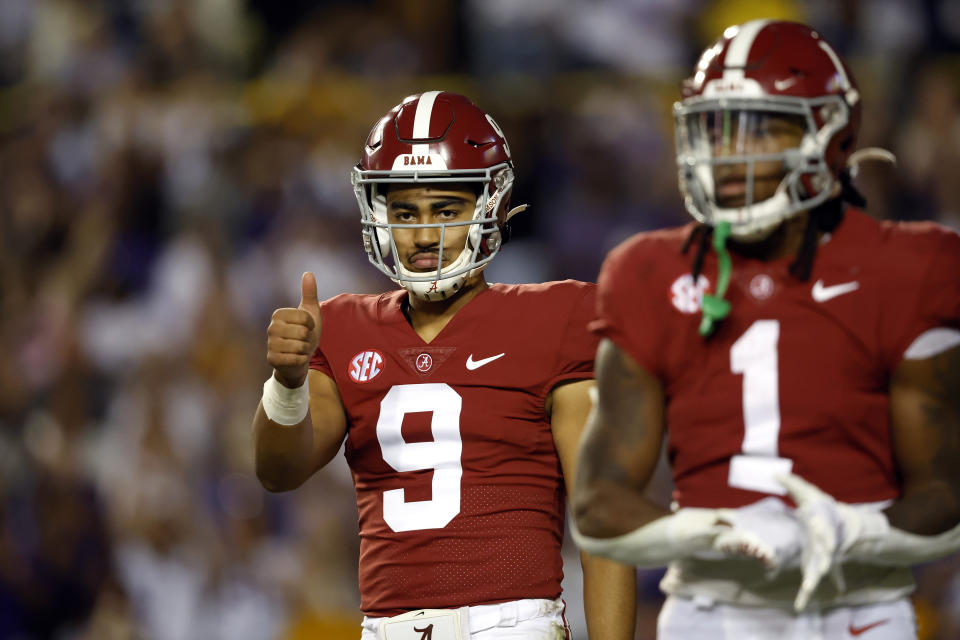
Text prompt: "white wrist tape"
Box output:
[[845, 508, 960, 566], [262, 375, 309, 426], [571, 508, 726, 568]]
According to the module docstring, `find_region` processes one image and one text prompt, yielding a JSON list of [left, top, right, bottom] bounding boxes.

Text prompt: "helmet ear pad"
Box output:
[[482, 228, 502, 257], [477, 167, 515, 257], [818, 97, 861, 179], [480, 199, 509, 257]]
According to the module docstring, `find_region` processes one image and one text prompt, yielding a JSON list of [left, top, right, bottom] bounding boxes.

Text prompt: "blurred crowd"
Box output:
[[1, 0, 959, 639]]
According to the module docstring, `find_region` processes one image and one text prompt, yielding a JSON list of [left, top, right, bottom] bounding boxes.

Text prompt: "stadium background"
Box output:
[[1, 0, 959, 638]]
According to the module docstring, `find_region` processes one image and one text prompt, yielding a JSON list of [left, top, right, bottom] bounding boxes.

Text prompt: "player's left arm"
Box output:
[[549, 379, 637, 640], [884, 232, 960, 537]]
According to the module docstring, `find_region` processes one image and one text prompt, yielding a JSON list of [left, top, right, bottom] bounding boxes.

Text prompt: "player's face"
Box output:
[[706, 112, 806, 208], [385, 184, 478, 272]]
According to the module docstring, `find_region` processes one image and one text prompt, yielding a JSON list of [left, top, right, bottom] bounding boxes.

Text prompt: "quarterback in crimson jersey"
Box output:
[[309, 282, 596, 616], [572, 20, 960, 640], [253, 91, 636, 640]]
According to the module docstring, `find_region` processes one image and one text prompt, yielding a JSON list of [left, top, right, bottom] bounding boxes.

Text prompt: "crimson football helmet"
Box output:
[[352, 91, 524, 300], [675, 20, 864, 239]]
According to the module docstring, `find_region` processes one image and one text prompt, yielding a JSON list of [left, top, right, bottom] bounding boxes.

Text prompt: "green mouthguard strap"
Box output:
[[699, 221, 732, 337]]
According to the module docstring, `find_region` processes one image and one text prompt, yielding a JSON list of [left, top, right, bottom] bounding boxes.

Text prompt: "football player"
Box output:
[[571, 20, 960, 639], [253, 91, 637, 640]]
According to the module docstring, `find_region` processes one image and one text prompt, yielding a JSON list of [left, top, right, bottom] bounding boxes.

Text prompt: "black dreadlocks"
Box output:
[[682, 223, 713, 283]]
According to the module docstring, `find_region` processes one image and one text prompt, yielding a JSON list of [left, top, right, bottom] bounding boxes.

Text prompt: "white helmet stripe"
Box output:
[[722, 19, 772, 82], [412, 90, 441, 156]]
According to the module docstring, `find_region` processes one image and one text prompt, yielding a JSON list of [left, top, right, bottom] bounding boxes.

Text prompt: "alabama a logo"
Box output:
[[415, 353, 433, 372], [414, 624, 433, 640]]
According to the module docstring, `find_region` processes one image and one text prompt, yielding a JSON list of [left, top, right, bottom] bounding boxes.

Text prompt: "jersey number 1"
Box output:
[[376, 383, 463, 532], [728, 319, 792, 494]]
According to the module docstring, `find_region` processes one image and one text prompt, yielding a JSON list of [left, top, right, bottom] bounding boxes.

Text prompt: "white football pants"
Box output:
[[657, 595, 916, 640]]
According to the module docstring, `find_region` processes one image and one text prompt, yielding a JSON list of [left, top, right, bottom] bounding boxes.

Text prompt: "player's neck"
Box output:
[[404, 275, 489, 343], [728, 211, 814, 262]]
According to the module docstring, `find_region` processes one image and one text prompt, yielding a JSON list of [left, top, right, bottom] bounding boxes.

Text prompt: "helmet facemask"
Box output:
[[352, 163, 515, 301], [675, 94, 851, 241]]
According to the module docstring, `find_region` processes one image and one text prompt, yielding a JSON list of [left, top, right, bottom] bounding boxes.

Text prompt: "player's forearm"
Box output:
[[581, 552, 636, 640], [252, 403, 316, 492], [850, 481, 960, 564], [885, 482, 960, 536], [573, 475, 670, 539], [887, 345, 960, 535], [572, 413, 668, 539], [574, 339, 668, 537]]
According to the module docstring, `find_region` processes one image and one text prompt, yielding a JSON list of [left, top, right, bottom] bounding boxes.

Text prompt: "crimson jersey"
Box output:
[[594, 209, 960, 509], [309, 281, 596, 617]]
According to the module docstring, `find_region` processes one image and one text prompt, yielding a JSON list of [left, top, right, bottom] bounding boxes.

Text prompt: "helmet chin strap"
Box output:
[[712, 191, 793, 241], [699, 221, 733, 338], [396, 247, 475, 301]]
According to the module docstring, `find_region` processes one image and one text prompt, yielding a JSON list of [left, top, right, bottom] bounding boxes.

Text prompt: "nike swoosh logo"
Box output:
[[848, 619, 889, 636], [773, 77, 800, 91], [466, 353, 505, 370], [812, 279, 859, 302]]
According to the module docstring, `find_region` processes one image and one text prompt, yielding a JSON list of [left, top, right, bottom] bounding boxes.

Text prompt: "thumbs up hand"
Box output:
[[267, 272, 323, 388]]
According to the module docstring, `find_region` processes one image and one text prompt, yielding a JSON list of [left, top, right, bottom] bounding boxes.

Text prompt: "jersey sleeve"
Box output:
[[544, 283, 599, 392], [590, 239, 663, 378], [883, 228, 960, 366], [309, 300, 335, 377], [309, 346, 334, 376]]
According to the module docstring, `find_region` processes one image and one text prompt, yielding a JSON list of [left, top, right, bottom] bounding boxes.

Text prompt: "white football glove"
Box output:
[[572, 499, 804, 573], [711, 497, 804, 578], [779, 472, 960, 612], [571, 508, 730, 568], [777, 473, 880, 612]]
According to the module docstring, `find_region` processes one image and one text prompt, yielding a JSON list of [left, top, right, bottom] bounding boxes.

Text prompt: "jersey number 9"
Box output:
[[376, 383, 463, 532]]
